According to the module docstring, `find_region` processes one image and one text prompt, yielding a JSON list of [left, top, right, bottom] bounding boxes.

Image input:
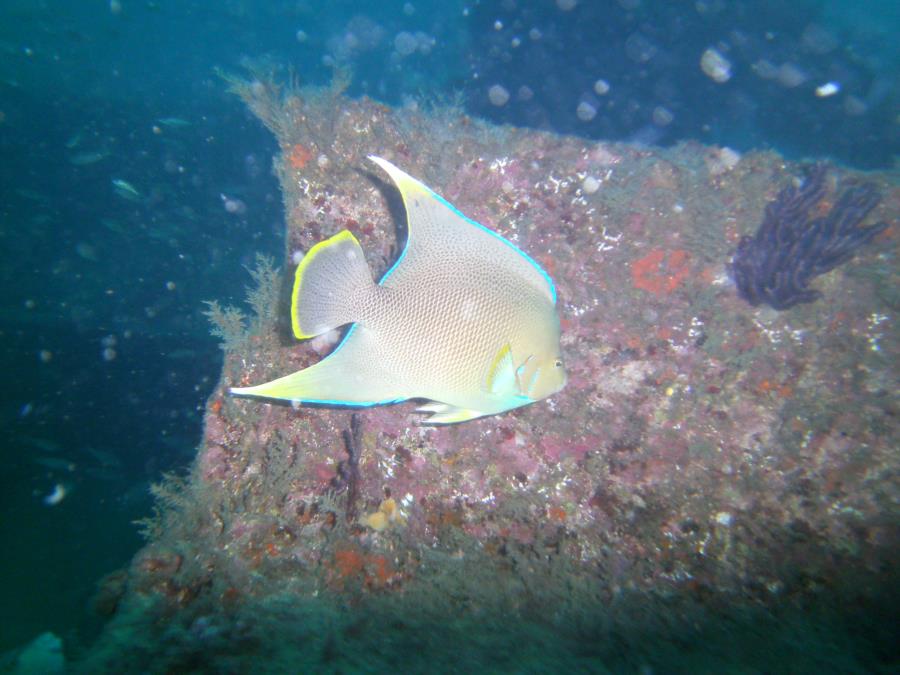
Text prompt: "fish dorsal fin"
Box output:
[[368, 156, 556, 305]]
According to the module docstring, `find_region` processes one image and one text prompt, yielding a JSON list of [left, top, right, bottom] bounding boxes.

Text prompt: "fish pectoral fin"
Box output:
[[484, 343, 518, 396], [292, 230, 375, 339], [415, 402, 486, 425]]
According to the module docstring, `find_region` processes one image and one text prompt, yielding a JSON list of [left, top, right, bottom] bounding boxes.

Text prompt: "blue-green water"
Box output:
[[0, 1, 896, 670]]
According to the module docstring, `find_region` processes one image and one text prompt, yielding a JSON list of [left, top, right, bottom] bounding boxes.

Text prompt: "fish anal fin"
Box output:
[[231, 327, 405, 407]]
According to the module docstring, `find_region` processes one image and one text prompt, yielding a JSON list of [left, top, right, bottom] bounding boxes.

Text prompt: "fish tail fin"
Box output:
[[291, 230, 375, 339]]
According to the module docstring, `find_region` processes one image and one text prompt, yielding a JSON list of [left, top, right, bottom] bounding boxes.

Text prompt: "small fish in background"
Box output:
[[232, 156, 566, 424], [111, 178, 141, 202], [156, 117, 191, 128], [32, 456, 77, 472], [18, 434, 62, 453], [69, 149, 109, 166]]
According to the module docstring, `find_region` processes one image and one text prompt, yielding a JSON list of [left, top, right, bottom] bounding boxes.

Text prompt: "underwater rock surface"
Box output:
[[78, 79, 898, 672]]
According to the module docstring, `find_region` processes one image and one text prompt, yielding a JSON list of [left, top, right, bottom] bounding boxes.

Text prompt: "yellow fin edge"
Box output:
[[368, 155, 433, 211], [291, 229, 360, 339]]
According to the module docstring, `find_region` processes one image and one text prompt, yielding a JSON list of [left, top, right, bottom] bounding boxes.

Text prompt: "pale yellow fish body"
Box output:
[[230, 156, 566, 424]]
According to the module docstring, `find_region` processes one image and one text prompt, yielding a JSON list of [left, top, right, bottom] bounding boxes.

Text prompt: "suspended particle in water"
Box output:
[[815, 81, 840, 97], [296, 30, 308, 43], [700, 47, 732, 83], [44, 484, 67, 506], [843, 95, 867, 116], [776, 62, 807, 88], [800, 23, 838, 55], [529, 28, 542, 41], [488, 85, 510, 106], [557, 0, 577, 11], [76, 242, 98, 261], [39, 350, 52, 363], [652, 106, 674, 127], [517, 85, 534, 101], [394, 31, 418, 56], [582, 176, 601, 194], [220, 194, 246, 215], [414, 32, 435, 55], [594, 79, 610, 95], [751, 59, 778, 80], [625, 32, 658, 63], [576, 101, 597, 121]]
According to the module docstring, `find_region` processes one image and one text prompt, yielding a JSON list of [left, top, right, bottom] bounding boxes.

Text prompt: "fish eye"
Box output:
[[554, 359, 563, 368]]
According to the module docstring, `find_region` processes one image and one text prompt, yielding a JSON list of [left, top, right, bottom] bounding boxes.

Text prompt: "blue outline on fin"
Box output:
[[295, 396, 407, 407]]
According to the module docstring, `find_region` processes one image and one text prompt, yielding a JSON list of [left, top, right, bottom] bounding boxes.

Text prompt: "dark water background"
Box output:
[[0, 0, 896, 660]]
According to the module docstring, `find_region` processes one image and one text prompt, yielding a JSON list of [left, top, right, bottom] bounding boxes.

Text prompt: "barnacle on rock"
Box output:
[[731, 165, 887, 310]]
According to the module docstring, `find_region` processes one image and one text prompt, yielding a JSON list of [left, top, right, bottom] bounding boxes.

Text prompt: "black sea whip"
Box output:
[[731, 165, 887, 310]]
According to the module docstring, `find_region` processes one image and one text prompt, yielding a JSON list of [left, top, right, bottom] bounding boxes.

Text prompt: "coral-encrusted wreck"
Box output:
[[79, 77, 898, 672]]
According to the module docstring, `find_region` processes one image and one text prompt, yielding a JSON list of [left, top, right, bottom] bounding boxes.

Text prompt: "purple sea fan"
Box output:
[[731, 165, 887, 310]]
